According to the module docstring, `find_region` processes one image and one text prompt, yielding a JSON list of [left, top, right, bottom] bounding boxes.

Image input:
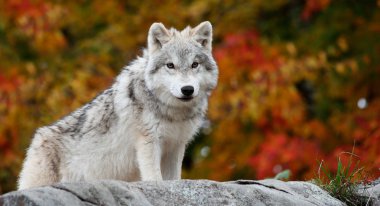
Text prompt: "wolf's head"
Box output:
[[144, 21, 218, 107]]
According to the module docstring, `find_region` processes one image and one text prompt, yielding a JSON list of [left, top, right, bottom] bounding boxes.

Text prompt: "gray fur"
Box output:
[[18, 21, 218, 190]]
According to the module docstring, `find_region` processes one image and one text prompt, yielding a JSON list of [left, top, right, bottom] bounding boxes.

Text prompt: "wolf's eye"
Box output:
[[166, 63, 175, 69], [191, 62, 199, 68]]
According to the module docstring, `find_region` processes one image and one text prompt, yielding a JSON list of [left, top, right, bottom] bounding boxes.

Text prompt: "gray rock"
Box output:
[[0, 179, 345, 206], [366, 184, 380, 205], [357, 178, 380, 206]]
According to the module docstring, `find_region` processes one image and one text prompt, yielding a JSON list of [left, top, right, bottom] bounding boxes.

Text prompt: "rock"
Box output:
[[357, 178, 380, 206], [367, 184, 380, 205], [0, 179, 345, 206]]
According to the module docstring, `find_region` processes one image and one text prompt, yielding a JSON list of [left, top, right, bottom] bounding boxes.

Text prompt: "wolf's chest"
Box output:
[[155, 120, 201, 144]]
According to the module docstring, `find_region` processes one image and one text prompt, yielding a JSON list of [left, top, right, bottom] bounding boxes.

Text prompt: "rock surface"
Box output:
[[357, 178, 380, 206], [0, 179, 355, 206], [366, 184, 380, 205]]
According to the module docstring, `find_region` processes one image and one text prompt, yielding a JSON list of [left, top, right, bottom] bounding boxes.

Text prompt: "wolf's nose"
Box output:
[[181, 86, 194, 96]]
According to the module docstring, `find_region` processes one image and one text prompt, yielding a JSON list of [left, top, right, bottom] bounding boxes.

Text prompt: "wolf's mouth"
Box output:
[[177, 97, 193, 102]]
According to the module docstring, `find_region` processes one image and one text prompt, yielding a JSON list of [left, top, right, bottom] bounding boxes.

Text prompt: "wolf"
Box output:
[[18, 21, 218, 190]]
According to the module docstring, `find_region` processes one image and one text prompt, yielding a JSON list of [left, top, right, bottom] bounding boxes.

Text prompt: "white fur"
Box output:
[[18, 21, 218, 190]]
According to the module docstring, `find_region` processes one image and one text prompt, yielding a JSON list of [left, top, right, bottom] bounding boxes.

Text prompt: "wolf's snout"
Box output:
[[181, 86, 194, 96]]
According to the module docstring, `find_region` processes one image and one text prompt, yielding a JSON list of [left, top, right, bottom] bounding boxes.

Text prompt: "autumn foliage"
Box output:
[[0, 0, 379, 193]]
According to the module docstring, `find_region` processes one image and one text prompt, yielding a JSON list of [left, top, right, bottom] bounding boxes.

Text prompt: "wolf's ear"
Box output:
[[192, 21, 213, 51], [148, 23, 171, 53]]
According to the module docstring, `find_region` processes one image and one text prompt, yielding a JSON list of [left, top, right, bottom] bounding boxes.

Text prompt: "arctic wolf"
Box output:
[[18, 21, 218, 190]]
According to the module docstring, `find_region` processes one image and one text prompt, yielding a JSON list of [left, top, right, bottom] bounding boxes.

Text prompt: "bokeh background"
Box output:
[[1, 0, 380, 193]]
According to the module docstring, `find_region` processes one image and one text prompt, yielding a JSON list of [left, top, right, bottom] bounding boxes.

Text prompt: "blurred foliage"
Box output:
[[0, 0, 379, 193]]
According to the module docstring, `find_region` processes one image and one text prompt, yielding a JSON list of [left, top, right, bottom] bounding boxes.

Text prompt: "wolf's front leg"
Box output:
[[136, 135, 163, 181], [161, 143, 186, 180]]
